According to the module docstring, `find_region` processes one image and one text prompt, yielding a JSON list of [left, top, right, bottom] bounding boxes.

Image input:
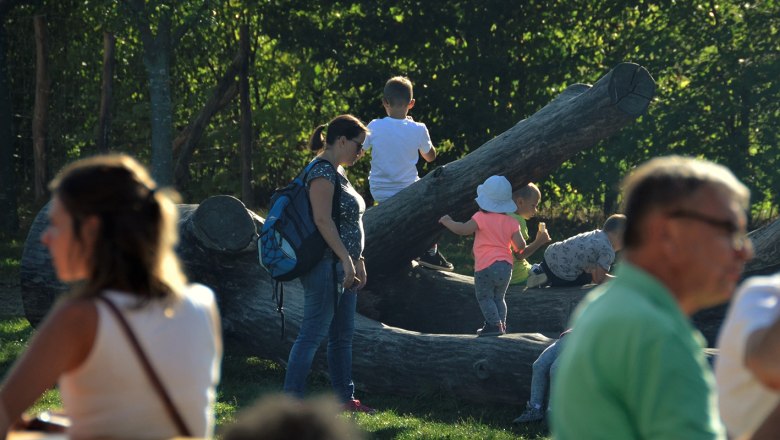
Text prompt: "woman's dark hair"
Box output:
[[49, 154, 186, 302], [307, 114, 368, 152]]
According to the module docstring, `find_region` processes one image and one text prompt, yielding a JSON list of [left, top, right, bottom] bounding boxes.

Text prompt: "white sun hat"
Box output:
[[475, 175, 517, 213]]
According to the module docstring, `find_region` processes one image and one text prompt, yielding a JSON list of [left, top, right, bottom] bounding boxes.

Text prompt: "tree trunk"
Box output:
[[172, 52, 242, 188], [96, 31, 115, 154], [143, 38, 174, 186], [362, 62, 656, 276], [0, 12, 18, 234], [239, 24, 253, 208], [32, 15, 49, 203]]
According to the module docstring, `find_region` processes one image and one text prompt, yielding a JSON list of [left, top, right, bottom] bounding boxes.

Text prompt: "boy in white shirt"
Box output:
[[364, 76, 452, 271]]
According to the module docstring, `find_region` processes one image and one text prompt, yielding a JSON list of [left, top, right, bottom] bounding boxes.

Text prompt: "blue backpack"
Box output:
[[259, 159, 340, 337], [259, 159, 340, 281]]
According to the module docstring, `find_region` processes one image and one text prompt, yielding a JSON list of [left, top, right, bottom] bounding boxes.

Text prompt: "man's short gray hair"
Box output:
[[621, 155, 749, 248]]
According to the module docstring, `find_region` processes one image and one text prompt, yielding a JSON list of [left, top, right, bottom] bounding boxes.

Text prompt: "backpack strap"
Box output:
[[273, 281, 285, 340]]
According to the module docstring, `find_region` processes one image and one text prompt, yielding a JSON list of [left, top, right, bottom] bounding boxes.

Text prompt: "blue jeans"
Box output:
[[474, 261, 512, 325], [528, 337, 565, 410], [283, 257, 357, 403]]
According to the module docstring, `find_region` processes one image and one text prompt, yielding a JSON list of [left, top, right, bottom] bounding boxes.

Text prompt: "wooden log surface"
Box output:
[[360, 267, 588, 336], [744, 218, 780, 276]]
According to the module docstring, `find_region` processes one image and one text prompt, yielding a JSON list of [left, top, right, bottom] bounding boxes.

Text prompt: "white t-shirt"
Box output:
[[364, 116, 433, 202], [59, 285, 222, 439], [715, 274, 780, 439]]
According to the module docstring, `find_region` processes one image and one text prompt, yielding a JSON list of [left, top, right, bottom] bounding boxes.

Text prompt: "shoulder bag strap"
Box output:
[[97, 296, 193, 437]]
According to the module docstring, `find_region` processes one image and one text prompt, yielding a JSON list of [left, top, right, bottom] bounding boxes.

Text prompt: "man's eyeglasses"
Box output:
[[667, 210, 751, 251]]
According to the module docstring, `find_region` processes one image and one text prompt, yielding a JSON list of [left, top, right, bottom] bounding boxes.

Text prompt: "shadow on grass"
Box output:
[[364, 389, 549, 439], [0, 318, 34, 378], [369, 426, 410, 440]]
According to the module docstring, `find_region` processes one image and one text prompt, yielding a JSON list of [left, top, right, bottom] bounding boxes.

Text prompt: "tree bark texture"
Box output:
[[0, 16, 18, 234], [744, 218, 780, 277], [360, 268, 588, 336], [239, 24, 253, 207], [134, 6, 175, 187], [362, 62, 656, 276], [32, 15, 49, 203], [96, 32, 115, 154], [143, 44, 174, 187]]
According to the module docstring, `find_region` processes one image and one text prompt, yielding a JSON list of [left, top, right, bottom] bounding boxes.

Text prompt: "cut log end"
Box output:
[[191, 195, 257, 252], [608, 63, 656, 117]]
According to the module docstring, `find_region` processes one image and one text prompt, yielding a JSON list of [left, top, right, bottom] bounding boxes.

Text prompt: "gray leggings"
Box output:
[[474, 261, 512, 325]]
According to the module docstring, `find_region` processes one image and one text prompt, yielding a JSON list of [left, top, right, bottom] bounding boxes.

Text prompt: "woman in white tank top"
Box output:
[[0, 155, 222, 439]]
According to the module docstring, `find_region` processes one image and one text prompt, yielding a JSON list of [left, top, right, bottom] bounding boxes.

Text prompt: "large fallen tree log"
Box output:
[[745, 218, 780, 277], [21, 196, 553, 403], [362, 62, 656, 276], [360, 218, 780, 346], [22, 195, 776, 404]]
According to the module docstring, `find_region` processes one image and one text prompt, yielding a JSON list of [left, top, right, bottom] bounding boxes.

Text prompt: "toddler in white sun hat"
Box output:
[[439, 175, 528, 336]]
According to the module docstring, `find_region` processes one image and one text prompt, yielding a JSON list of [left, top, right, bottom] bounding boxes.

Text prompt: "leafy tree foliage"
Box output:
[[2, 0, 778, 235]]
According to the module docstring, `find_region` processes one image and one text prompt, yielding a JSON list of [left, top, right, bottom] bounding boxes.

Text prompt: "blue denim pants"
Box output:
[[528, 336, 566, 410], [283, 257, 357, 403]]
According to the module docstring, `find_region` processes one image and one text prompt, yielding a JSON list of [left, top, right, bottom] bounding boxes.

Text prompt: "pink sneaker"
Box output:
[[343, 399, 376, 414]]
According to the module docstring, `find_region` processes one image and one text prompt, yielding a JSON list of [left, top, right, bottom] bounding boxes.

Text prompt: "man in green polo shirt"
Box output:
[[551, 156, 753, 440]]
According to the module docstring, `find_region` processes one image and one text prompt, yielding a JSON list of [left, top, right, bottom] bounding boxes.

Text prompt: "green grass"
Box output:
[[0, 237, 23, 280]]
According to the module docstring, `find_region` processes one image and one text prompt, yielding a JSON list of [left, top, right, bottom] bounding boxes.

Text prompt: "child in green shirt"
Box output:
[[509, 183, 551, 285]]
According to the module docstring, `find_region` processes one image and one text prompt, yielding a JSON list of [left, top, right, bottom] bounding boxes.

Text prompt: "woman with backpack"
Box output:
[[282, 114, 375, 413]]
